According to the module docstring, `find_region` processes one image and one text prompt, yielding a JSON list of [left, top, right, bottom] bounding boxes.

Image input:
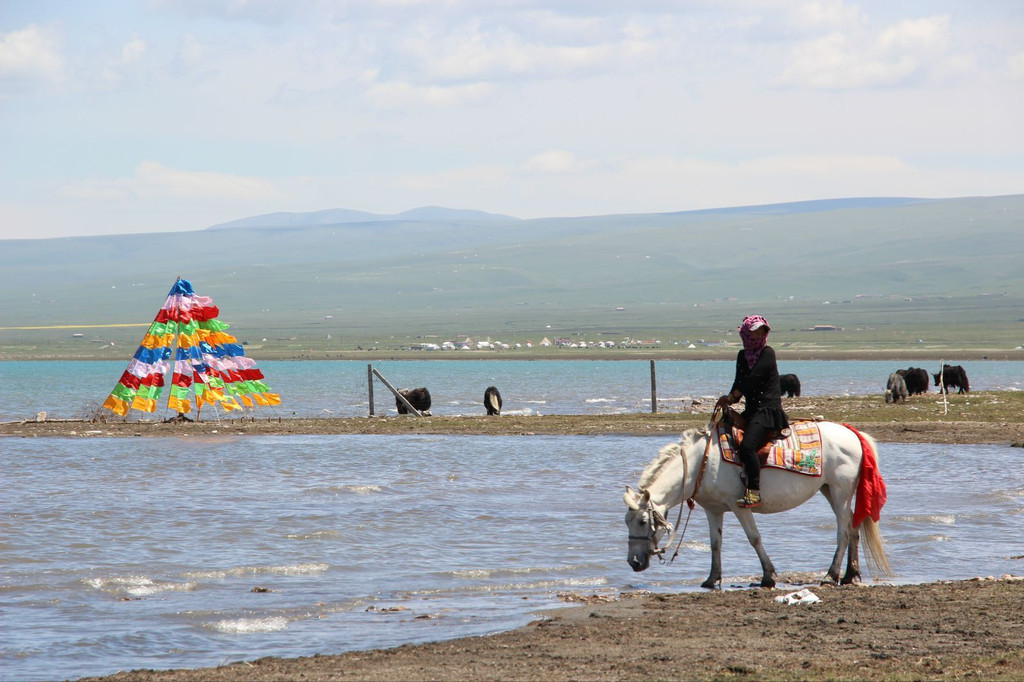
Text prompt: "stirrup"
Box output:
[[737, 489, 761, 508]]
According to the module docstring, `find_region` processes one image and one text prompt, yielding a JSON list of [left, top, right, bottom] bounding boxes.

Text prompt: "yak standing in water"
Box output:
[[484, 386, 502, 416], [395, 387, 431, 415]]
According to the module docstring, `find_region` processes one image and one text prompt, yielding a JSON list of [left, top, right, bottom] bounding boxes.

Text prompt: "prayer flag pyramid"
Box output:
[[103, 278, 281, 417]]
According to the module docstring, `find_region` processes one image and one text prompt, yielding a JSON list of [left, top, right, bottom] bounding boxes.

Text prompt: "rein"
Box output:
[[660, 407, 719, 564]]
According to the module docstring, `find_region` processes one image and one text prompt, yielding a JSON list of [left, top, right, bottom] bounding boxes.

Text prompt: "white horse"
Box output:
[[624, 420, 891, 588]]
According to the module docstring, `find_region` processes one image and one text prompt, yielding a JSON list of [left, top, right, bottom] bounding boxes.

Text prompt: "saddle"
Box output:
[[721, 407, 789, 465], [718, 408, 823, 477]]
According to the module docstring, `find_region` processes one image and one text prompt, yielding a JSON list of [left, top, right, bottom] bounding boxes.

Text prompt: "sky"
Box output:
[[2, 1, 1022, 240]]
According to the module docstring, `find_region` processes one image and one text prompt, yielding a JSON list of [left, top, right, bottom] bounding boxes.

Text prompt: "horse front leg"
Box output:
[[734, 510, 777, 588], [701, 510, 724, 590]]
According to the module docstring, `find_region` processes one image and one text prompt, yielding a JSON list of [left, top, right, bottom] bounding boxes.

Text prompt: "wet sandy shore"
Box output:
[[81, 579, 1024, 681]]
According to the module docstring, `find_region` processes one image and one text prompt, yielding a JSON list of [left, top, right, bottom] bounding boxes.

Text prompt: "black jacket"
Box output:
[[730, 346, 789, 430]]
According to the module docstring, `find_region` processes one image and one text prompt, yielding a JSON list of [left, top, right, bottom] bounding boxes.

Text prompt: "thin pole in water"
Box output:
[[367, 363, 375, 417], [650, 360, 658, 414]]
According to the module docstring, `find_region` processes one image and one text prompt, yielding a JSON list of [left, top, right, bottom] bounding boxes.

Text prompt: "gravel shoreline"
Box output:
[[4, 410, 1023, 445]]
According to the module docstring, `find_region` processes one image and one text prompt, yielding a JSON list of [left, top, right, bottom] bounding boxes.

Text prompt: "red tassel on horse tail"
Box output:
[[842, 423, 887, 528]]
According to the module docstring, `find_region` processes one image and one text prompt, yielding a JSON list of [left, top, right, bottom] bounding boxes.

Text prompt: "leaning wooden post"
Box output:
[[371, 367, 423, 417], [650, 360, 658, 414], [367, 363, 375, 417]]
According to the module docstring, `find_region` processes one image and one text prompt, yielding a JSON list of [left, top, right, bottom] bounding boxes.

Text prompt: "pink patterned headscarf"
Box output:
[[739, 315, 771, 369]]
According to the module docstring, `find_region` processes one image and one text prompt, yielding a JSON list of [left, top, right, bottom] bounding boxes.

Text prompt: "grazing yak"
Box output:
[[395, 387, 432, 415], [934, 365, 970, 394], [896, 367, 930, 395], [779, 373, 801, 397], [885, 372, 908, 403], [484, 386, 503, 416]]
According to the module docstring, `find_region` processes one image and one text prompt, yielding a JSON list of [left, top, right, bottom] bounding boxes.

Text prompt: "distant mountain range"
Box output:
[[206, 198, 923, 230], [2, 195, 1022, 345], [208, 206, 518, 230]]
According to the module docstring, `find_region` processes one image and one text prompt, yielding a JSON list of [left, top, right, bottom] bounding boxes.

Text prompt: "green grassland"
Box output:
[[2, 195, 1023, 359]]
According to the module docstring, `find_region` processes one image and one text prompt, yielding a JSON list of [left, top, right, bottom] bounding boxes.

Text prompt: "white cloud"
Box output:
[[97, 36, 150, 90], [365, 80, 493, 107], [0, 24, 64, 88], [522, 150, 592, 174], [778, 32, 913, 89], [792, 0, 865, 31], [442, 41, 604, 80], [61, 162, 282, 202], [778, 14, 953, 89], [876, 16, 949, 54], [120, 36, 148, 64], [415, 28, 616, 82]]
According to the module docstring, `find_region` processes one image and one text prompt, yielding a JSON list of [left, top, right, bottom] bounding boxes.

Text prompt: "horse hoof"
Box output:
[[700, 579, 719, 590]]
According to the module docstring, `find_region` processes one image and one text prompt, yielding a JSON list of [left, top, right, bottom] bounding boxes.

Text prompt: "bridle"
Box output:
[[628, 501, 673, 558], [629, 409, 719, 564]]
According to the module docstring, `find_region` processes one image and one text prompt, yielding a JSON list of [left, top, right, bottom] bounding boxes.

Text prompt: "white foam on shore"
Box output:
[[347, 484, 384, 494], [893, 514, 956, 525], [184, 563, 329, 580], [285, 530, 341, 540], [83, 575, 197, 596], [210, 616, 289, 634]]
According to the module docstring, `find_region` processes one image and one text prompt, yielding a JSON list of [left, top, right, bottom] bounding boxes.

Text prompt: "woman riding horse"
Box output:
[[716, 314, 789, 509]]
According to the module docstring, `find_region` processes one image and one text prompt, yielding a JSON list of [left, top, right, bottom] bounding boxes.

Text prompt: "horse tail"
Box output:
[[860, 517, 891, 577], [842, 424, 893, 577]]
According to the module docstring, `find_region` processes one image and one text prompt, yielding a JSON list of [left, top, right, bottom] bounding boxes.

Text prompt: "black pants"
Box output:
[[737, 421, 773, 491]]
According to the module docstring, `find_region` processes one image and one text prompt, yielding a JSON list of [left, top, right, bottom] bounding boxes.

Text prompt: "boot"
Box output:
[[737, 489, 761, 508]]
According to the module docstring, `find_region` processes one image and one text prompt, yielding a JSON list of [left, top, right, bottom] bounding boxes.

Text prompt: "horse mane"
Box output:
[[638, 428, 703, 489]]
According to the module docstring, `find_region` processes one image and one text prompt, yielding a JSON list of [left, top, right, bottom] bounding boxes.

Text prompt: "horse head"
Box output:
[[623, 485, 671, 572]]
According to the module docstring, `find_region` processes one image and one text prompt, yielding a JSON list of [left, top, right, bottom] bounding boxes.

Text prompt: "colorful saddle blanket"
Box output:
[[718, 419, 823, 477]]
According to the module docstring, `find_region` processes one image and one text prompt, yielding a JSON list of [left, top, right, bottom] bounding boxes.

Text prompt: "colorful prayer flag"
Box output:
[[102, 278, 280, 418]]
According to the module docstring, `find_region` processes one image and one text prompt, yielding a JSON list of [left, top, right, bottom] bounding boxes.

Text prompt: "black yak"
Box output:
[[484, 386, 502, 416], [896, 367, 929, 395], [396, 387, 431, 415], [934, 365, 970, 394], [779, 373, 801, 398]]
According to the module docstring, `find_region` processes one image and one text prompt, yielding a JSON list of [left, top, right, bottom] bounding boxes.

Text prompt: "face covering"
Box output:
[[739, 315, 770, 369]]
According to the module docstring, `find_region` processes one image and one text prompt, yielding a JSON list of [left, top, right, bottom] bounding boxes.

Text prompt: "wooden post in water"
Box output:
[[367, 363, 375, 417], [650, 360, 658, 414]]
